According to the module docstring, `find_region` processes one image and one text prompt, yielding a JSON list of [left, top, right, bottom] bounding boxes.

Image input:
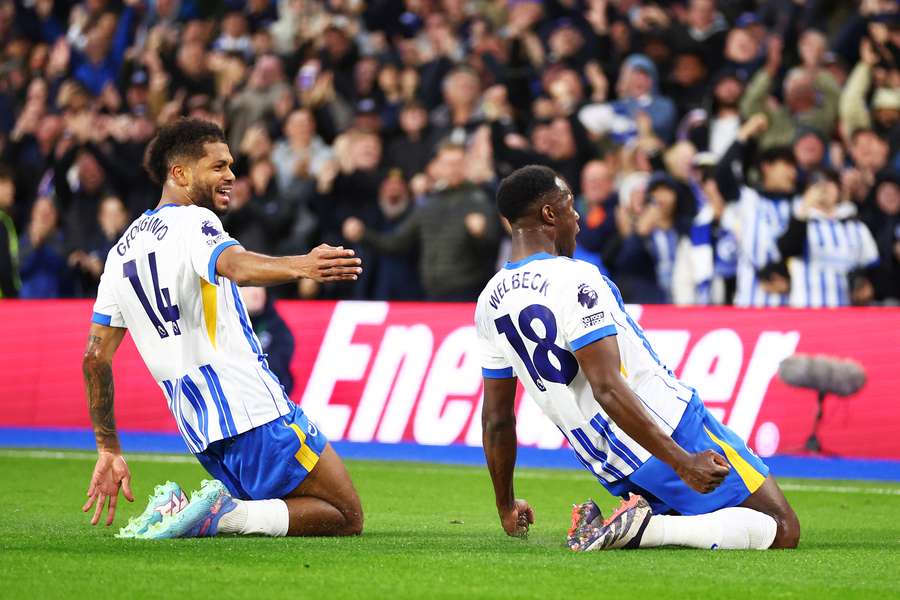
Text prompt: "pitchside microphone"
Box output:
[[778, 354, 867, 454]]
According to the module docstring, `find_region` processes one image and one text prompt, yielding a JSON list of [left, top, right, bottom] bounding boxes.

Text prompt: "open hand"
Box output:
[[674, 450, 730, 494], [342, 218, 365, 243], [499, 499, 535, 537], [464, 212, 488, 238], [298, 244, 362, 282], [82, 451, 134, 526], [738, 113, 769, 142]]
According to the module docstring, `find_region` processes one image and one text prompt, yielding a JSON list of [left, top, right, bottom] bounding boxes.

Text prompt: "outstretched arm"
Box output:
[[82, 323, 134, 526], [574, 337, 730, 493], [216, 243, 362, 287], [482, 376, 534, 537]]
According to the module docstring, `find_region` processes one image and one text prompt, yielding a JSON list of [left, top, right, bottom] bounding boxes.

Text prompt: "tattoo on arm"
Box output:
[[83, 334, 119, 452]]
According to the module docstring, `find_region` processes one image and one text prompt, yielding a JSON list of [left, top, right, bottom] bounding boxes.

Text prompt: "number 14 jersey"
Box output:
[[475, 252, 693, 484], [91, 203, 293, 453]]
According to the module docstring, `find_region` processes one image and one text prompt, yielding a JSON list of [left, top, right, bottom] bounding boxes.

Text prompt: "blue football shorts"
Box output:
[[195, 402, 328, 500], [606, 393, 770, 516]]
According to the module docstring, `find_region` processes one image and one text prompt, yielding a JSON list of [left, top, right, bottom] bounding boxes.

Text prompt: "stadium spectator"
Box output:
[[52, 119, 115, 255], [681, 68, 745, 160], [225, 54, 291, 149], [314, 128, 382, 247], [864, 172, 900, 304], [69, 193, 128, 297], [720, 14, 764, 83], [716, 114, 800, 307], [271, 108, 333, 196], [665, 50, 710, 120], [386, 101, 438, 180], [740, 36, 840, 149], [343, 144, 499, 301], [573, 159, 617, 273], [0, 166, 20, 298], [0, 0, 898, 308], [772, 170, 880, 307], [18, 195, 72, 299], [240, 286, 296, 396], [227, 156, 311, 258], [431, 66, 484, 144], [579, 53, 678, 144], [669, 0, 728, 71], [68, 3, 138, 96], [489, 82, 594, 192], [673, 173, 740, 305], [793, 129, 829, 180], [4, 107, 63, 225], [368, 169, 424, 301], [603, 173, 684, 303]]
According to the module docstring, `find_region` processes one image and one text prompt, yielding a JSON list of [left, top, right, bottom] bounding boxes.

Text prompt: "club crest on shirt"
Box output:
[[577, 283, 598, 308], [201, 220, 221, 237]]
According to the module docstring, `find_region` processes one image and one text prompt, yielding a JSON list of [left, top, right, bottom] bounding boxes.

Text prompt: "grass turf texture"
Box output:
[[1, 451, 899, 599]]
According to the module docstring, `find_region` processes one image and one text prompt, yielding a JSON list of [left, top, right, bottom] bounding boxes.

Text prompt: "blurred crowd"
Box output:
[[0, 0, 898, 306]]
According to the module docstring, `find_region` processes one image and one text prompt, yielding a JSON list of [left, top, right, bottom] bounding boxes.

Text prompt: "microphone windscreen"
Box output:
[[778, 354, 866, 396]]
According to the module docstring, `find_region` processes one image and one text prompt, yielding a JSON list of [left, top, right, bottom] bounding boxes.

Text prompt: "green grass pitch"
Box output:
[[1, 449, 899, 599]]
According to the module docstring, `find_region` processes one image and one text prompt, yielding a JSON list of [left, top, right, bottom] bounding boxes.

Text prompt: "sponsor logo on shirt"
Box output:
[[582, 312, 605, 328]]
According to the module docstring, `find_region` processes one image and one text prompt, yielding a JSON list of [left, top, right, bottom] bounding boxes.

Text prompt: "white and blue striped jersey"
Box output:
[[734, 188, 800, 307], [91, 203, 293, 453], [475, 253, 693, 486], [786, 205, 880, 308], [648, 228, 679, 303]]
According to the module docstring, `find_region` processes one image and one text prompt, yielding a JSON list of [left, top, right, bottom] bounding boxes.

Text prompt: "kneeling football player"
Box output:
[[476, 165, 800, 550], [81, 119, 363, 538]]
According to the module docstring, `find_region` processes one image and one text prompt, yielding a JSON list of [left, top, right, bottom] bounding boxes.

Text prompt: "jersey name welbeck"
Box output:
[[92, 203, 292, 454], [487, 270, 550, 309], [475, 253, 694, 487]]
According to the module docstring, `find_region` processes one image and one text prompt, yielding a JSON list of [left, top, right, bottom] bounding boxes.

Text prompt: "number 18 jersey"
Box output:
[[475, 252, 693, 485], [91, 203, 293, 453]]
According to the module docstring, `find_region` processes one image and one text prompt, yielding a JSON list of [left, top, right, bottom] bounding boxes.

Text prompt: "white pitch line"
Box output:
[[0, 449, 197, 463], [3, 449, 900, 496], [778, 483, 900, 496]]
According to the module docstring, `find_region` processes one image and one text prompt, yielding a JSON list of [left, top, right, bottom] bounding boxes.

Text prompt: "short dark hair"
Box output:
[[0, 164, 13, 183], [808, 168, 840, 187], [142, 118, 227, 185], [496, 165, 566, 223], [759, 146, 796, 167]]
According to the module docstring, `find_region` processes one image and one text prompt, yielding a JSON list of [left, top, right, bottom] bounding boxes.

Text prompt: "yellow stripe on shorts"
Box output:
[[288, 423, 320, 472], [703, 426, 766, 494]]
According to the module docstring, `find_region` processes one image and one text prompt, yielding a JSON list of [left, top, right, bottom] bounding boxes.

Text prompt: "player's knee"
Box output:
[[772, 508, 800, 549], [340, 506, 363, 536], [337, 495, 363, 536]]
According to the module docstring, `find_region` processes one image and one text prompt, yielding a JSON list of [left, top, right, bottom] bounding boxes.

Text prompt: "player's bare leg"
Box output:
[[739, 474, 801, 548], [281, 443, 363, 536], [571, 475, 799, 551], [570, 493, 781, 551], [220, 443, 363, 537]]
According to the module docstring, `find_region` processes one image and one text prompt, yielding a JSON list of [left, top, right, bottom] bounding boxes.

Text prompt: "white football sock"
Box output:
[[218, 499, 290, 537], [639, 507, 777, 550]]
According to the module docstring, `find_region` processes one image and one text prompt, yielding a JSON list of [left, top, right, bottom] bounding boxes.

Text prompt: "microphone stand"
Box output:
[[804, 389, 827, 454]]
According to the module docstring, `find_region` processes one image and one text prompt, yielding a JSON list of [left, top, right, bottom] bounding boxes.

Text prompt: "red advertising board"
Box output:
[[2, 300, 899, 459]]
